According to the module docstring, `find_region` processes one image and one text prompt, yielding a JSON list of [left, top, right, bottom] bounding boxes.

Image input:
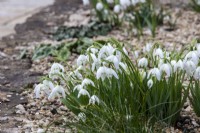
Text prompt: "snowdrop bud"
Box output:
[[143, 43, 152, 53], [78, 89, 90, 98], [140, 70, 146, 79], [107, 0, 114, 3], [123, 47, 128, 55], [50, 63, 64, 74], [184, 60, 196, 77], [120, 0, 131, 10], [89, 95, 100, 105], [114, 5, 121, 13], [134, 50, 139, 59], [184, 51, 199, 65], [82, 78, 95, 87], [138, 57, 148, 68], [170, 60, 176, 67], [174, 60, 183, 72], [153, 48, 164, 59], [96, 2, 104, 11], [147, 79, 153, 89], [148, 68, 161, 81], [78, 112, 86, 122], [194, 67, 200, 80], [77, 55, 88, 66], [82, 0, 90, 5], [48, 85, 66, 100], [160, 63, 172, 77]]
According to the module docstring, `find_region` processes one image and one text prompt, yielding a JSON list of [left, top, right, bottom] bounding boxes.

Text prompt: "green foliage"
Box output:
[[32, 38, 93, 61], [54, 21, 113, 41], [190, 81, 200, 117], [190, 0, 200, 12]]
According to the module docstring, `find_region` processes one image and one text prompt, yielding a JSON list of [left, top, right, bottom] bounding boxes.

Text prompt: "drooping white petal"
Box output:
[[143, 43, 152, 53], [183, 60, 196, 77], [77, 55, 88, 66], [107, 0, 114, 3], [78, 89, 90, 98], [114, 5, 121, 13], [96, 2, 104, 11], [147, 79, 153, 89], [73, 84, 83, 92], [48, 85, 66, 100], [106, 55, 120, 69], [120, 0, 131, 10], [148, 68, 161, 81], [123, 47, 128, 55], [96, 66, 119, 80], [159, 63, 172, 77], [174, 60, 184, 72], [194, 67, 200, 80], [153, 48, 164, 59], [82, 78, 95, 87], [138, 57, 148, 68], [89, 95, 100, 105], [184, 51, 199, 65]]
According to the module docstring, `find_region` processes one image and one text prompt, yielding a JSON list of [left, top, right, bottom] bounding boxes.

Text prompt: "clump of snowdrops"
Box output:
[[34, 39, 200, 131], [82, 0, 170, 37]]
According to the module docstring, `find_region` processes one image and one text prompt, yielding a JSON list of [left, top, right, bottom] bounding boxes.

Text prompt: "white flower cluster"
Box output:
[[82, 0, 146, 14], [137, 43, 200, 89], [34, 43, 128, 107]]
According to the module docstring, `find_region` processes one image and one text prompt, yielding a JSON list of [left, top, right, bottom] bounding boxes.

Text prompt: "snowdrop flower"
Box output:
[[138, 57, 148, 68], [98, 45, 114, 59], [160, 63, 172, 77], [49, 63, 64, 79], [82, 78, 95, 87], [96, 2, 104, 11], [82, 0, 90, 5], [134, 50, 139, 59], [120, 0, 131, 10], [43, 80, 54, 90], [147, 79, 153, 89], [148, 68, 161, 81], [194, 67, 200, 80], [140, 70, 146, 79], [77, 55, 88, 66], [184, 51, 199, 65], [78, 112, 86, 122], [90, 54, 101, 71], [119, 62, 127, 70], [78, 89, 90, 98], [34, 84, 49, 98], [96, 66, 119, 80], [90, 48, 98, 54], [183, 60, 196, 77], [114, 5, 121, 13], [48, 85, 66, 100], [131, 0, 139, 5], [153, 48, 164, 59], [123, 47, 128, 55], [174, 60, 184, 72], [171, 60, 176, 67], [196, 43, 200, 56], [139, 0, 146, 3], [143, 43, 152, 53], [107, 0, 114, 3], [73, 84, 83, 92], [106, 55, 120, 69], [89, 95, 100, 105]]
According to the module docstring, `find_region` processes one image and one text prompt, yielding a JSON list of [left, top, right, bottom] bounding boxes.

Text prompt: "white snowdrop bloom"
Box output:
[[96, 2, 104, 11], [48, 85, 66, 100], [120, 0, 131, 10], [78, 89, 90, 98], [119, 62, 127, 70], [82, 0, 90, 5], [183, 60, 197, 77], [73, 84, 83, 92], [90, 54, 101, 71], [107, 0, 114, 3], [140, 70, 146, 79], [114, 5, 121, 13], [184, 51, 199, 65], [34, 84, 49, 98], [89, 95, 100, 105], [43, 80, 54, 90], [174, 60, 184, 72], [158, 59, 164, 68], [196, 43, 200, 56], [153, 48, 164, 59], [143, 43, 152, 53], [134, 50, 139, 59], [123, 47, 128, 55], [194, 67, 200, 80], [131, 0, 139, 5], [106, 55, 120, 69], [160, 63, 172, 77], [138, 57, 148, 68], [69, 68, 83, 79], [148, 68, 161, 81], [96, 66, 119, 80], [82, 78, 95, 87], [77, 55, 88, 66], [116, 50, 122, 61], [104, 9, 109, 15], [147, 79, 153, 89], [170, 60, 177, 67], [90, 48, 98, 54], [78, 112, 86, 122], [98, 45, 114, 59], [49, 63, 64, 79]]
